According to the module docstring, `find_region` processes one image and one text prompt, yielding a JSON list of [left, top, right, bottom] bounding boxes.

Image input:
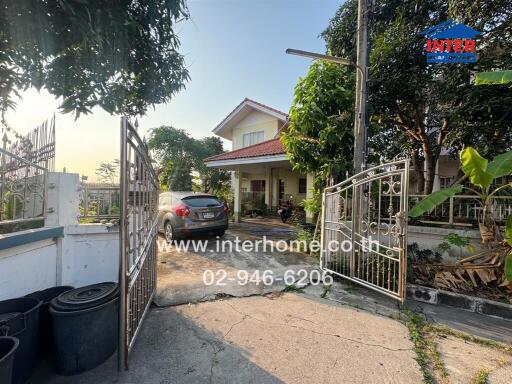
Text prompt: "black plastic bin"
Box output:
[[50, 282, 119, 375], [25, 286, 74, 356], [0, 337, 19, 384], [0, 297, 41, 384]]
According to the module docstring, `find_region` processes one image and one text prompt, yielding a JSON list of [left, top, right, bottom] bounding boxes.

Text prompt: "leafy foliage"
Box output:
[[460, 147, 493, 190], [409, 184, 462, 218], [148, 126, 229, 194], [410, 147, 512, 250], [95, 160, 120, 184], [475, 71, 512, 85], [167, 159, 192, 191], [322, 0, 512, 193], [505, 216, 512, 281], [0, 1, 190, 120], [281, 61, 354, 189]]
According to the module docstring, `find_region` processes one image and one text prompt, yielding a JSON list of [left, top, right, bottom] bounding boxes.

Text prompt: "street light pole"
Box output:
[[286, 1, 369, 174], [353, 0, 369, 172]]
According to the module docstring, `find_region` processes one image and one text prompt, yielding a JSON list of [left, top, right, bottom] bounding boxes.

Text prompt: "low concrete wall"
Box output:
[[0, 172, 120, 301], [0, 231, 58, 300], [62, 224, 119, 287], [408, 225, 481, 261]]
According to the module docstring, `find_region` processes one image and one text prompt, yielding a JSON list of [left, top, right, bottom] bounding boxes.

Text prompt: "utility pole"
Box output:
[[353, 0, 368, 173]]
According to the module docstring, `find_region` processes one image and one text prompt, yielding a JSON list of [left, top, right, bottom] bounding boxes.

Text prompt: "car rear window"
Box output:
[[182, 196, 222, 207]]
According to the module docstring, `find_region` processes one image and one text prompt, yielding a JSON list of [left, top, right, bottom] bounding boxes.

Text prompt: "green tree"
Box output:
[[281, 61, 354, 189], [0, 0, 189, 122], [322, 0, 512, 194], [148, 126, 229, 193], [167, 159, 193, 191], [95, 160, 120, 184]]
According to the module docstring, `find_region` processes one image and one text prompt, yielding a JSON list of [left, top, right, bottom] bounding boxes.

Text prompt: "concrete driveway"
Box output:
[[40, 293, 424, 384], [155, 221, 319, 306]]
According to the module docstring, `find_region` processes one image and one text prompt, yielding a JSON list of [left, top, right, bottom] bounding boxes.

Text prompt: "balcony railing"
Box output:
[[79, 183, 120, 221], [408, 194, 512, 226]]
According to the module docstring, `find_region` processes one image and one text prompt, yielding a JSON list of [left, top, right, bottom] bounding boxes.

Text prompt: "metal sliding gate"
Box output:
[[320, 159, 409, 302], [119, 117, 159, 369]]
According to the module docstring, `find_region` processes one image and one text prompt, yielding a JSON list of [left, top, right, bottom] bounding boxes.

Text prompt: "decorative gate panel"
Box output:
[[320, 159, 409, 301], [119, 117, 159, 369]]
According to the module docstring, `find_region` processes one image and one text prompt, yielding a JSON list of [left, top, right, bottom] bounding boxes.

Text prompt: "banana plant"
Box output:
[[409, 147, 512, 244], [505, 216, 512, 281]]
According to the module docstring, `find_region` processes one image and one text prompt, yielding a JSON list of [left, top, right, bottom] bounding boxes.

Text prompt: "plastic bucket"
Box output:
[[0, 337, 19, 384], [0, 297, 41, 384], [50, 297, 118, 375], [25, 286, 74, 355], [50, 283, 119, 375]]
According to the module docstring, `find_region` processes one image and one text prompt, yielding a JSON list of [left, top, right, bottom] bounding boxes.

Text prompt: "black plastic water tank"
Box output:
[[25, 286, 74, 357], [50, 282, 119, 375], [0, 297, 41, 384], [0, 337, 19, 384]]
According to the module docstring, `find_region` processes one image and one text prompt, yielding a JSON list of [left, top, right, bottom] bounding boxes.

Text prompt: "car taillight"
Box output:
[[223, 204, 229, 213], [174, 204, 190, 217]]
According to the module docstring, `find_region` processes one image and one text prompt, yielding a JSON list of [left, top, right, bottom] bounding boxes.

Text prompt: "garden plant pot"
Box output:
[[49, 282, 119, 375], [25, 286, 74, 356], [0, 337, 19, 384], [0, 297, 41, 384]]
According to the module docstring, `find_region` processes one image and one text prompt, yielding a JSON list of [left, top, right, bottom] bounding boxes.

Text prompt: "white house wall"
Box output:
[[231, 111, 279, 150]]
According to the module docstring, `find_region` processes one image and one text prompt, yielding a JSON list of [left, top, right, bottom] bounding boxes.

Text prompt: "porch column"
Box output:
[[305, 173, 315, 223], [264, 167, 271, 212], [233, 170, 242, 222], [272, 170, 279, 210]]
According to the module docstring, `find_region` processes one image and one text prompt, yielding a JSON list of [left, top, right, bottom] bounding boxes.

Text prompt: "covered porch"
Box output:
[[205, 150, 314, 223]]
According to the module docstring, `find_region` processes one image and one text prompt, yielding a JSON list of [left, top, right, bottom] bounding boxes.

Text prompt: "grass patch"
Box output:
[[431, 325, 512, 356], [401, 309, 448, 384], [471, 368, 489, 384]]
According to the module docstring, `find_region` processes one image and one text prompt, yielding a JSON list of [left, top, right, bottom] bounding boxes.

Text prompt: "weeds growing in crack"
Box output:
[[431, 325, 512, 356], [471, 368, 489, 384], [401, 309, 447, 384], [321, 284, 331, 298], [283, 284, 303, 292]]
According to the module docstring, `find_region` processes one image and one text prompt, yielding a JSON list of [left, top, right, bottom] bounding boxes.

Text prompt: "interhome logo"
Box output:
[[420, 20, 480, 63]]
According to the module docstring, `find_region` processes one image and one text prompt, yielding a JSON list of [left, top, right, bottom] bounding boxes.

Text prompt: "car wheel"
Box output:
[[164, 222, 174, 243], [214, 230, 225, 237]]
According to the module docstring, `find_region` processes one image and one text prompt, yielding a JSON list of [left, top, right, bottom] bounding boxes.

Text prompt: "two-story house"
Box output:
[[204, 98, 314, 222]]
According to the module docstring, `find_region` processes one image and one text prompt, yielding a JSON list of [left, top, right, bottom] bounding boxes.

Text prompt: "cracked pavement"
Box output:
[[38, 293, 424, 384], [155, 221, 319, 306]]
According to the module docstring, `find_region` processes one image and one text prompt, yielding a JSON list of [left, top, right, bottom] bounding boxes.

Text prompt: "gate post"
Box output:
[[319, 190, 326, 270], [118, 117, 128, 371]]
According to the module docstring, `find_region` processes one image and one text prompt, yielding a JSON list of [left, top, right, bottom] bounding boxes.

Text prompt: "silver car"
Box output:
[[157, 192, 229, 242]]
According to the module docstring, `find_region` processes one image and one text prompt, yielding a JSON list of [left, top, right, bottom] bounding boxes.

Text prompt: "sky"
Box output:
[[4, 0, 342, 180]]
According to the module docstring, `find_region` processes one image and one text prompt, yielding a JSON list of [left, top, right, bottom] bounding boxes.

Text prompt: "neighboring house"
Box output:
[[204, 98, 314, 222]]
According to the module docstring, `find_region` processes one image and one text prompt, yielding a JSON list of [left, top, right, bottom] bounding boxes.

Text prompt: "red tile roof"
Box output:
[[205, 138, 285, 162]]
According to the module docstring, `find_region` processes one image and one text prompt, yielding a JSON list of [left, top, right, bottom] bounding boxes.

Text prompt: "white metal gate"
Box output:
[[118, 117, 159, 369], [320, 159, 409, 302]]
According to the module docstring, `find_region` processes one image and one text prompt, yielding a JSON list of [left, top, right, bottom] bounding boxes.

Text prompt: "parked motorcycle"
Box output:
[[277, 200, 294, 223]]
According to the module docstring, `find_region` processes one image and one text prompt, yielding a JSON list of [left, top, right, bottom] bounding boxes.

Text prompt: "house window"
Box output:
[[279, 179, 285, 200], [250, 180, 265, 192], [242, 131, 264, 147], [298, 178, 307, 194]]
